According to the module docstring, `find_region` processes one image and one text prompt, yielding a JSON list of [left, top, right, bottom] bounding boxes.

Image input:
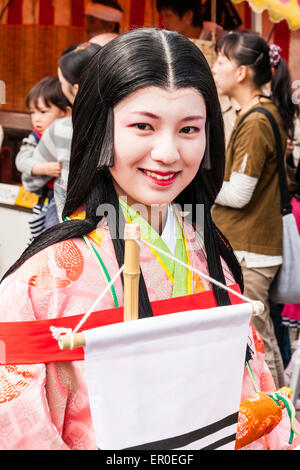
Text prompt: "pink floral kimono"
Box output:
[[0, 210, 298, 450]]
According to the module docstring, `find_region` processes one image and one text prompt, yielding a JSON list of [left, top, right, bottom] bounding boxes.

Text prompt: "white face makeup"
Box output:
[[110, 86, 207, 211]]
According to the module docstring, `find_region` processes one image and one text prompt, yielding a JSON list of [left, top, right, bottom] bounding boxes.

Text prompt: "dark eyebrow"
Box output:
[[130, 112, 160, 119], [129, 112, 205, 121], [181, 115, 205, 122]]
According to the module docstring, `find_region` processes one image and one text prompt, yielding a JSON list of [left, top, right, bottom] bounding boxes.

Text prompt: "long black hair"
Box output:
[[3, 28, 243, 314], [216, 30, 298, 139]]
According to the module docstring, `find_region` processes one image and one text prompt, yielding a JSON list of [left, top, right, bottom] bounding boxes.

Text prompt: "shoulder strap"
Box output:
[[233, 106, 292, 214]]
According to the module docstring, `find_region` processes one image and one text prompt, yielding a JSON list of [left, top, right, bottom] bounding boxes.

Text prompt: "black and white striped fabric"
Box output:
[[83, 303, 252, 450], [28, 200, 49, 244]]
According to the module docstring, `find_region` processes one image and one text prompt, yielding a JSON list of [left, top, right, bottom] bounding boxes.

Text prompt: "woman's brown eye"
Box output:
[[134, 123, 152, 130], [181, 126, 198, 134]]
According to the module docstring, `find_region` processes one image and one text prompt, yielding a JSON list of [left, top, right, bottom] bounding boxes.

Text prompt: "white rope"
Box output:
[[138, 238, 255, 305], [52, 234, 260, 343], [73, 264, 124, 333], [50, 264, 124, 339]]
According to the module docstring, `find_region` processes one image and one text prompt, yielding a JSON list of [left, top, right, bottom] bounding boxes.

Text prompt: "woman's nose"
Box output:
[[150, 134, 180, 165]]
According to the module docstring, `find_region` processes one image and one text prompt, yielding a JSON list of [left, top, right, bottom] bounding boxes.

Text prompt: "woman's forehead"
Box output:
[[114, 86, 206, 115]]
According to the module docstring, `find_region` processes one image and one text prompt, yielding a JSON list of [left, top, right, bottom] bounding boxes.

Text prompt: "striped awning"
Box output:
[[0, 0, 161, 31], [1, 1, 300, 31], [0, 0, 161, 112], [231, 0, 300, 30]]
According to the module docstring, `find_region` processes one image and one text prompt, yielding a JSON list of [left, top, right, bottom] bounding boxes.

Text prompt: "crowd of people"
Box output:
[[0, 0, 300, 451]]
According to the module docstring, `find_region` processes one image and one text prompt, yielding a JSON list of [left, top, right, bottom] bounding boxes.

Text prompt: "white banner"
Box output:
[[84, 303, 252, 450]]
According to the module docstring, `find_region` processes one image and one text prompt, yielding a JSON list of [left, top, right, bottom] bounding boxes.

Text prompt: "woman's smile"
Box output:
[[139, 169, 180, 185]]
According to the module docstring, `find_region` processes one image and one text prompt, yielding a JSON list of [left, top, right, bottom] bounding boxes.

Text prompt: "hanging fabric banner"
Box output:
[[84, 302, 252, 450]]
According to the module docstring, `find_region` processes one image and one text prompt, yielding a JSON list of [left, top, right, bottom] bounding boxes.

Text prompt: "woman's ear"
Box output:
[[182, 9, 194, 26], [65, 106, 72, 117], [236, 65, 248, 83], [73, 83, 79, 97]]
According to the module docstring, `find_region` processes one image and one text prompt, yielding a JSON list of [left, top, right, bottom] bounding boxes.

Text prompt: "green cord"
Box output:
[[246, 361, 259, 393], [246, 360, 300, 445], [269, 393, 300, 445], [83, 234, 119, 308], [64, 217, 119, 308]]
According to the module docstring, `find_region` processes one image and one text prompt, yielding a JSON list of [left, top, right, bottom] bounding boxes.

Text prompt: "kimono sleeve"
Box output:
[[231, 114, 275, 179], [0, 272, 70, 450]]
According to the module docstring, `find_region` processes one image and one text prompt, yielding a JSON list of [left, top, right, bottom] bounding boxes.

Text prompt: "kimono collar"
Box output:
[[118, 199, 193, 297]]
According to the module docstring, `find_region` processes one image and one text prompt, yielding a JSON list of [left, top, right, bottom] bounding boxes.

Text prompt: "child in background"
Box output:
[[16, 76, 71, 239], [26, 42, 101, 221]]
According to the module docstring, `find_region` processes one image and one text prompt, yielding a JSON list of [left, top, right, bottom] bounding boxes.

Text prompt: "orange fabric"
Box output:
[[235, 387, 293, 450], [236, 392, 282, 449]]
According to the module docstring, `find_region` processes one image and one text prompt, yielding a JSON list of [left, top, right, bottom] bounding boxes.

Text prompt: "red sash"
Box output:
[[0, 284, 242, 364]]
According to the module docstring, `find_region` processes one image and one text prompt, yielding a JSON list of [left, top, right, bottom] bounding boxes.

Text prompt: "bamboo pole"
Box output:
[[123, 223, 141, 322], [251, 300, 264, 316], [58, 223, 141, 350], [58, 332, 86, 350], [58, 300, 263, 350]]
